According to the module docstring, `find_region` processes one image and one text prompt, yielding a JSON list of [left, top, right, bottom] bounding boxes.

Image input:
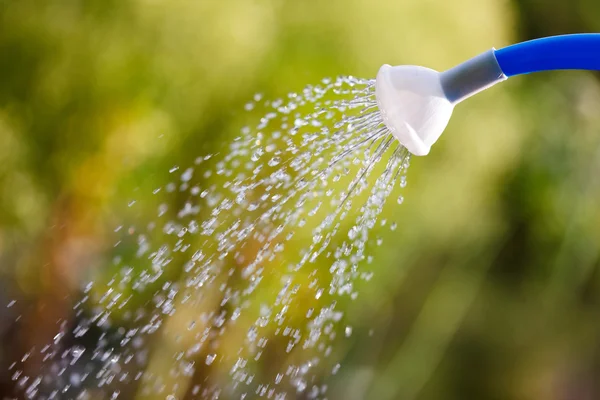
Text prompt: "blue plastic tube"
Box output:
[[494, 34, 600, 77]]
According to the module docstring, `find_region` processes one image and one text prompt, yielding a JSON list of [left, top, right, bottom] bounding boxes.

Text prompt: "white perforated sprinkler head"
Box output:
[[375, 50, 507, 156]]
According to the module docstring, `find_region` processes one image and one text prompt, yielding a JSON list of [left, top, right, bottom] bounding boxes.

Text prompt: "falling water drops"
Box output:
[[14, 76, 411, 400], [181, 168, 194, 182], [205, 354, 217, 366]]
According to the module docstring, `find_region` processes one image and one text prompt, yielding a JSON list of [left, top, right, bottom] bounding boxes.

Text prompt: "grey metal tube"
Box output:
[[440, 49, 507, 104]]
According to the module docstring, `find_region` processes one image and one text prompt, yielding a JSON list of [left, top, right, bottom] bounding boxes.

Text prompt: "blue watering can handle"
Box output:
[[494, 33, 600, 77]]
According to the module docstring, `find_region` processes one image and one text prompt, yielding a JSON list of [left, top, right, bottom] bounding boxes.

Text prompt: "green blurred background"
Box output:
[[2, 0, 600, 399]]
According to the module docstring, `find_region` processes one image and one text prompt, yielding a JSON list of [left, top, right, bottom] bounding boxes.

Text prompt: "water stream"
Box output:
[[13, 76, 410, 400]]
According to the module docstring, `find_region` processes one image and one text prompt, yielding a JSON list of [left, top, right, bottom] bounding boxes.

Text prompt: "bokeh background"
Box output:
[[2, 0, 600, 399]]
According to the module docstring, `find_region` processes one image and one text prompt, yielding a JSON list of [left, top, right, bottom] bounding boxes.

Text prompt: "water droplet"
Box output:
[[275, 373, 283, 384], [400, 175, 407, 188], [268, 157, 281, 167], [205, 354, 217, 365], [332, 363, 341, 375], [181, 168, 194, 182], [348, 226, 358, 240]]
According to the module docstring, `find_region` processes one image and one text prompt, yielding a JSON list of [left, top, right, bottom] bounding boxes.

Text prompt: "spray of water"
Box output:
[[12, 76, 410, 399]]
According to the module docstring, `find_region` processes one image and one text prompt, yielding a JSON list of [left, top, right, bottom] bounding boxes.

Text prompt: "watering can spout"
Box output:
[[376, 33, 600, 156], [375, 50, 505, 156]]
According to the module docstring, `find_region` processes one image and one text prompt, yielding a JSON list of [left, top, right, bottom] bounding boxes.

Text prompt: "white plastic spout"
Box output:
[[375, 64, 453, 156], [375, 49, 507, 156]]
